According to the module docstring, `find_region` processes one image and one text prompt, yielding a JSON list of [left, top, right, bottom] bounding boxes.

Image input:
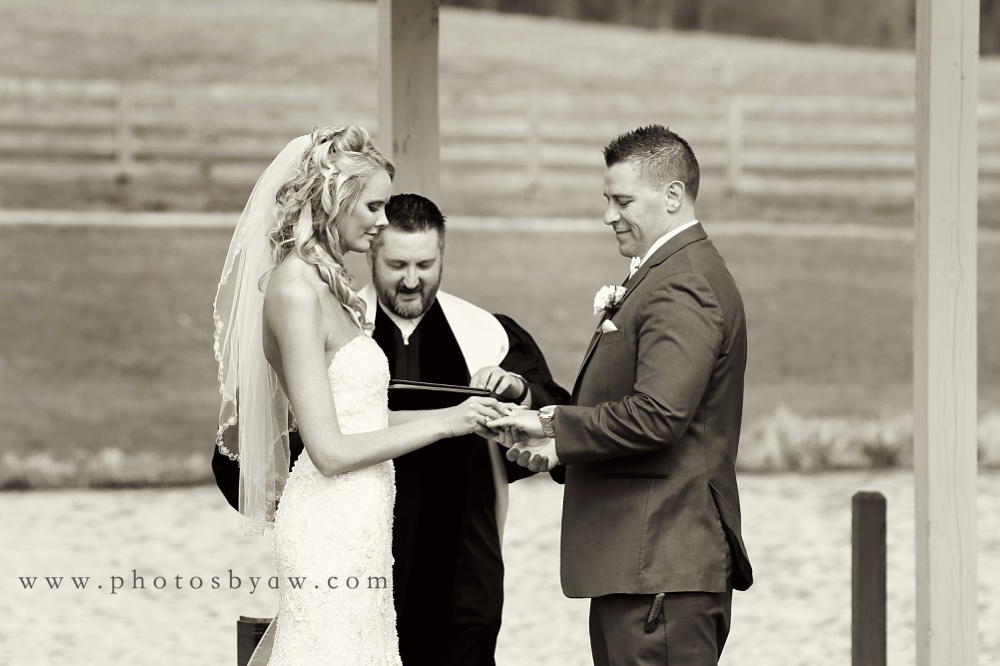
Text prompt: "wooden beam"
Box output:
[[914, 0, 979, 664], [377, 0, 441, 202]]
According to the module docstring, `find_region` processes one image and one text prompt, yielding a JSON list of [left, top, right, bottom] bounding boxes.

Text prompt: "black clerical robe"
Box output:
[[375, 300, 503, 665]]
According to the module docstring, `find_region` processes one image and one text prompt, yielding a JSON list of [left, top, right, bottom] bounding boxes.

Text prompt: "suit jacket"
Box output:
[[553, 222, 753, 598]]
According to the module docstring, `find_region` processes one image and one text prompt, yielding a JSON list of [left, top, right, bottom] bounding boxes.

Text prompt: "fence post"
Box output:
[[115, 82, 132, 184], [197, 86, 214, 183], [726, 95, 743, 195], [525, 95, 541, 194], [237, 616, 272, 666], [852, 491, 887, 666]]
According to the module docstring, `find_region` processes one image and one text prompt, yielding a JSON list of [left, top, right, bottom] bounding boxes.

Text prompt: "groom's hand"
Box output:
[[506, 437, 559, 473]]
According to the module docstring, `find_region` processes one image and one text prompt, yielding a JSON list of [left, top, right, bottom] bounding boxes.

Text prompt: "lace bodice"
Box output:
[[267, 329, 401, 665], [325, 335, 390, 435]]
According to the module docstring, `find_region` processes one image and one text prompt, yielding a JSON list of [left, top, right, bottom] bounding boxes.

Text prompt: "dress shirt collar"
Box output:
[[628, 219, 700, 277]]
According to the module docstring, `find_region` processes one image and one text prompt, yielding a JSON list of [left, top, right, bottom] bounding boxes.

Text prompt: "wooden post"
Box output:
[[726, 95, 743, 194], [525, 95, 542, 194], [115, 82, 132, 184], [852, 491, 886, 666], [377, 0, 441, 201], [914, 0, 979, 664], [236, 616, 271, 666]]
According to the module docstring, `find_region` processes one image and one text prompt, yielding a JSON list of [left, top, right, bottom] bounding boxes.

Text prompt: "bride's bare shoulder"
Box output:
[[263, 256, 351, 333], [264, 259, 324, 324]]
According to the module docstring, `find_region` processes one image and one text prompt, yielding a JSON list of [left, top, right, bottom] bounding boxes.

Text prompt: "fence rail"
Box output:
[[3, 77, 1000, 201]]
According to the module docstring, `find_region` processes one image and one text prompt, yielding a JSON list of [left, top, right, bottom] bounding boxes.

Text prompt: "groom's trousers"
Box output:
[[588, 587, 732, 666]]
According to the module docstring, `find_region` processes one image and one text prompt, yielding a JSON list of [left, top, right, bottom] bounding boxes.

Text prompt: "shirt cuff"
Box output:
[[508, 372, 531, 405]]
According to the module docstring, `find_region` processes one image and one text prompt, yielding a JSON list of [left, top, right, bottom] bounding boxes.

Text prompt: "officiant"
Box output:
[[213, 193, 569, 666]]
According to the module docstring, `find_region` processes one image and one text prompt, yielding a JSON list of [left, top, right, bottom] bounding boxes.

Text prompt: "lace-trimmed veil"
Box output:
[[213, 135, 311, 535]]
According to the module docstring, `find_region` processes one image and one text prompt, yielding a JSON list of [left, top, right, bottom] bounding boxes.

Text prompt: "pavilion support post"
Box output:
[[913, 0, 979, 664], [377, 0, 441, 202]]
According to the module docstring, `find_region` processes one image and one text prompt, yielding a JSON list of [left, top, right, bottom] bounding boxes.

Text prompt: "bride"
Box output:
[[213, 126, 503, 664]]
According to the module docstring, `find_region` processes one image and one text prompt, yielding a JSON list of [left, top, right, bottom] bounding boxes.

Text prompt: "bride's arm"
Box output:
[[388, 410, 432, 427], [265, 284, 499, 477], [387, 408, 470, 427]]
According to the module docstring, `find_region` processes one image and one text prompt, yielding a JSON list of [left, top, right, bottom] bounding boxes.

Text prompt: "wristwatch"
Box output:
[[537, 405, 557, 438]]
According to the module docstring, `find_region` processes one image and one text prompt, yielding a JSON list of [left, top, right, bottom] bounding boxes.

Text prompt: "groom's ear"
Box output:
[[665, 180, 685, 212]]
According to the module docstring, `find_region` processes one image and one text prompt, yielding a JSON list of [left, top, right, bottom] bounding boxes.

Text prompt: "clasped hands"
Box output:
[[463, 366, 557, 472], [482, 407, 560, 473]]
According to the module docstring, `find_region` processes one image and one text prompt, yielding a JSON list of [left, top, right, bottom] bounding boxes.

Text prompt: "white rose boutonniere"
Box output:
[[593, 285, 627, 316]]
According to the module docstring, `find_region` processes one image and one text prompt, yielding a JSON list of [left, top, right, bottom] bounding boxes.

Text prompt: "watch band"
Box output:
[[538, 406, 556, 438]]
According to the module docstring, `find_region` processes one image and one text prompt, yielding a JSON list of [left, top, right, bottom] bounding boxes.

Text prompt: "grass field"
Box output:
[[1, 1, 998, 485], [0, 0, 950, 93], [1, 223, 998, 487], [4, 0, 999, 96]]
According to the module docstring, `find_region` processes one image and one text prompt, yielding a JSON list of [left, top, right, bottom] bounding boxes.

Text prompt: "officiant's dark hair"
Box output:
[[374, 193, 447, 254], [603, 124, 700, 202]]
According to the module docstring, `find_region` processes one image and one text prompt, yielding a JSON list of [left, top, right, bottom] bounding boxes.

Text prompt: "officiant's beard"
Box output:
[[374, 271, 442, 320]]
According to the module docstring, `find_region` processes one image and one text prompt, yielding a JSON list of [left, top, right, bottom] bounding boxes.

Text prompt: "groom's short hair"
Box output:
[[372, 193, 447, 255], [603, 124, 700, 202]]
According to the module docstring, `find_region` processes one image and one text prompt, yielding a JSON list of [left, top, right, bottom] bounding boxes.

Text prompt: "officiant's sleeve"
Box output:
[[495, 313, 570, 409], [211, 444, 241, 511], [494, 313, 571, 483], [554, 272, 724, 464]]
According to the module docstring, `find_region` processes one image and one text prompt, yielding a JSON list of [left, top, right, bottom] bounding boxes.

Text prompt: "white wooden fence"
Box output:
[[2, 77, 1000, 201]]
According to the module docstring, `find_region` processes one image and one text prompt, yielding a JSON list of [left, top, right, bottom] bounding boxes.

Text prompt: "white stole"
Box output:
[[358, 285, 512, 545]]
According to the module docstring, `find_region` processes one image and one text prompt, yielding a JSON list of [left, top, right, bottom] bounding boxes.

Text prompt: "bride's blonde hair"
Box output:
[[265, 125, 394, 328]]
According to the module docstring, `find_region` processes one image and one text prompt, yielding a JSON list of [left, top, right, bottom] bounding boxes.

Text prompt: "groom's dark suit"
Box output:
[[552, 222, 752, 663]]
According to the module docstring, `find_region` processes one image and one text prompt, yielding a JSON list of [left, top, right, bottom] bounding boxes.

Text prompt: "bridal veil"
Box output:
[[213, 134, 311, 535]]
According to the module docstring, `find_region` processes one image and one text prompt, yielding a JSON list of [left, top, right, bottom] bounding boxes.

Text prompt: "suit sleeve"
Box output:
[[554, 271, 724, 464], [494, 313, 572, 483]]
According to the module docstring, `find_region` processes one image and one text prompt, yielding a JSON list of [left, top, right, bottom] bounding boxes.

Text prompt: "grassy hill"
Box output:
[[0, 0, 940, 92], [3, 0, 1000, 224], [3, 0, 998, 96]]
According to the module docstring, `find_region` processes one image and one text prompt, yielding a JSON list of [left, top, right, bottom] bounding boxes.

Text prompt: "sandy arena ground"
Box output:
[[2, 470, 998, 665]]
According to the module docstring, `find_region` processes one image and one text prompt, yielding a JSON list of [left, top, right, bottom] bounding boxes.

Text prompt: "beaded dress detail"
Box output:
[[268, 325, 400, 665]]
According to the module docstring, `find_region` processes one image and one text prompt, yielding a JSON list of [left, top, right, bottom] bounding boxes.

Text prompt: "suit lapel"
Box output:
[[571, 223, 708, 400], [571, 329, 602, 398]]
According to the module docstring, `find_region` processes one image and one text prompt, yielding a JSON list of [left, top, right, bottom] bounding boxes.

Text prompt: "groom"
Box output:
[[488, 125, 753, 665]]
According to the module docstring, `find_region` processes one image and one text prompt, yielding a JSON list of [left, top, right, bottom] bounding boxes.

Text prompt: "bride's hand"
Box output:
[[444, 397, 504, 438]]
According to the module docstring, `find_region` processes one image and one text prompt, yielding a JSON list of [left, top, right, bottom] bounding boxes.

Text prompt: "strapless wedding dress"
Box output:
[[266, 333, 401, 665]]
